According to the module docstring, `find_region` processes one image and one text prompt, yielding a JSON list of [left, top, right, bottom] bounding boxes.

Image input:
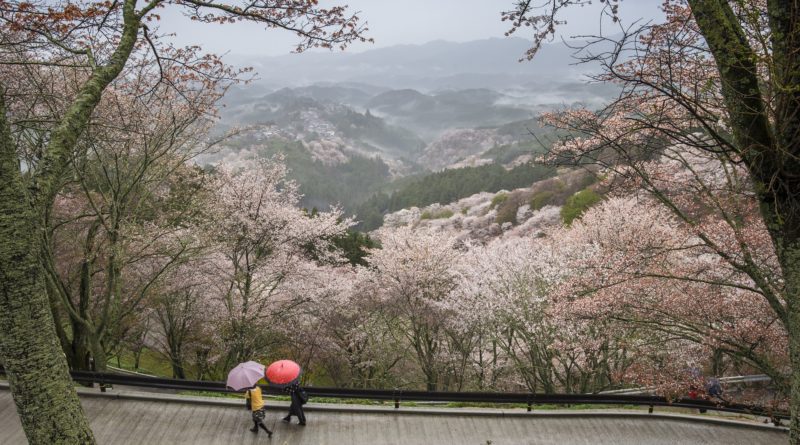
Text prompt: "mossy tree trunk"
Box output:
[[0, 95, 96, 444], [688, 0, 800, 441], [0, 1, 142, 442], [785, 247, 800, 441]]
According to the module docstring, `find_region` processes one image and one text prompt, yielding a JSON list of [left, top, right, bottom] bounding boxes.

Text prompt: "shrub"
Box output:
[[577, 172, 598, 189], [561, 188, 602, 225], [496, 191, 529, 226], [421, 209, 454, 220], [529, 190, 555, 210], [436, 209, 454, 219], [495, 203, 518, 225], [490, 193, 509, 209]]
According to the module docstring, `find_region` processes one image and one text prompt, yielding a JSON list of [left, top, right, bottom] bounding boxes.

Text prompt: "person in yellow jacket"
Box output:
[[245, 385, 273, 438]]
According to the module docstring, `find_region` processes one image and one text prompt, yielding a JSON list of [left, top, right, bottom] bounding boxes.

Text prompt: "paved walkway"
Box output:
[[0, 388, 788, 444]]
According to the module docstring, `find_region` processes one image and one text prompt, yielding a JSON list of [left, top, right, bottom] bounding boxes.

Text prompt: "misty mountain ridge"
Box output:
[[228, 37, 606, 91], [219, 82, 595, 143]]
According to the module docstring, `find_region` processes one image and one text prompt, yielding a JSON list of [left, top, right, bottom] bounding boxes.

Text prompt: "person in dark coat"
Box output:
[[706, 377, 725, 402], [282, 383, 307, 425]]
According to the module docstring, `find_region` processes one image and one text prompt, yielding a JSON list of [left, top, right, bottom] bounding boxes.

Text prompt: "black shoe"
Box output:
[[268, 432, 273, 438], [299, 421, 306, 426], [250, 426, 258, 433], [282, 416, 291, 423]]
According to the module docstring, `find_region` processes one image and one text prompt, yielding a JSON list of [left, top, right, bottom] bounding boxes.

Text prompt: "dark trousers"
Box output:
[[285, 398, 306, 424], [251, 408, 272, 433]]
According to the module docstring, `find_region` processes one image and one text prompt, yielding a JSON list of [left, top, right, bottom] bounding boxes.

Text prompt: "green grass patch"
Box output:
[[304, 397, 401, 406], [110, 348, 176, 377], [179, 390, 243, 399], [445, 402, 528, 409]]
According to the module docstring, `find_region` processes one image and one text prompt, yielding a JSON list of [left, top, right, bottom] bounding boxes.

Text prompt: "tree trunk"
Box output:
[[425, 371, 438, 392], [0, 116, 95, 443], [172, 358, 186, 380], [170, 339, 186, 379], [687, 1, 800, 442], [133, 348, 143, 370], [68, 321, 91, 372], [782, 244, 800, 442], [88, 335, 107, 372]]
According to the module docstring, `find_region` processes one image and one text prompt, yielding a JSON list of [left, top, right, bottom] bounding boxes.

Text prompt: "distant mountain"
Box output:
[[367, 89, 433, 110], [203, 137, 395, 212], [366, 88, 535, 140], [418, 128, 513, 171], [290, 84, 379, 108], [219, 37, 623, 140], [219, 87, 425, 159], [230, 37, 597, 91], [217, 84, 567, 171]]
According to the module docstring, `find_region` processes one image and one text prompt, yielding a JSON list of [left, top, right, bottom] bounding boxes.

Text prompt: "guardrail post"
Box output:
[[393, 390, 400, 409], [527, 394, 533, 412], [648, 405, 653, 414]]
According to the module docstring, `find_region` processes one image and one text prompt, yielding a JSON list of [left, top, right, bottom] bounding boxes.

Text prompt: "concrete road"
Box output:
[[0, 388, 788, 444]]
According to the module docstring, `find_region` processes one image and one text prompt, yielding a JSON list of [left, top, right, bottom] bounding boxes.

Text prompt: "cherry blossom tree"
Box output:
[[505, 0, 800, 436], [43, 83, 217, 372], [294, 266, 407, 388], [149, 254, 221, 379], [363, 227, 468, 391], [458, 235, 633, 393], [549, 196, 786, 393], [202, 158, 352, 375], [49, 183, 210, 372]]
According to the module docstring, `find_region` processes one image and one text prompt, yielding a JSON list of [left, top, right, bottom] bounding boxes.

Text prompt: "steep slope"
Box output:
[[354, 162, 558, 231], [381, 169, 602, 243], [203, 137, 392, 212]]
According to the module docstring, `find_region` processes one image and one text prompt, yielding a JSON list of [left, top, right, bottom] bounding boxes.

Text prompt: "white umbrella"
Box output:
[[226, 361, 265, 390]]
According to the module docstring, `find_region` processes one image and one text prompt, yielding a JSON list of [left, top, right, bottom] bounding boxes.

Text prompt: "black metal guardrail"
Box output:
[[0, 367, 789, 422]]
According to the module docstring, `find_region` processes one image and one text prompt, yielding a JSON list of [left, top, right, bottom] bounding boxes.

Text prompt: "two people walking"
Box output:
[[245, 382, 308, 437], [227, 359, 308, 439]]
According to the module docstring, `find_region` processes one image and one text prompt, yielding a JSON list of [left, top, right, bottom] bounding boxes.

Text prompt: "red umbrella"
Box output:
[[265, 359, 302, 387]]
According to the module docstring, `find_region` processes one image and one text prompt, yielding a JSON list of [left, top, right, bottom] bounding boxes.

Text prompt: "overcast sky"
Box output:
[[157, 0, 665, 57]]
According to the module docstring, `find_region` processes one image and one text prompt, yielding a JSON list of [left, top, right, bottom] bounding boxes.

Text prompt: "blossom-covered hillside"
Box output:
[[382, 168, 598, 243]]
